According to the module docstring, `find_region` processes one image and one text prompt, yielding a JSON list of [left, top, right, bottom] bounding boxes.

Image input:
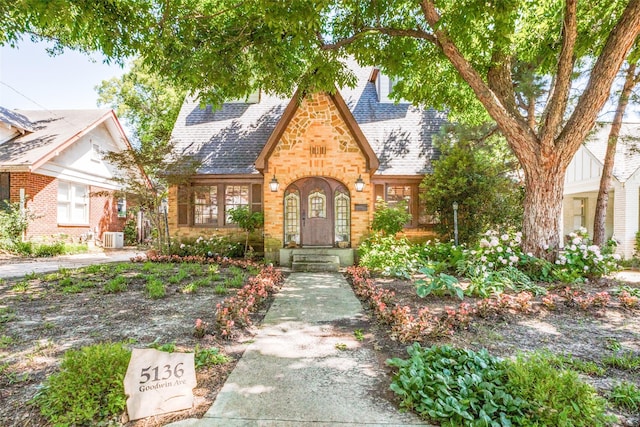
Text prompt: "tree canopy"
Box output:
[[4, 0, 640, 257]]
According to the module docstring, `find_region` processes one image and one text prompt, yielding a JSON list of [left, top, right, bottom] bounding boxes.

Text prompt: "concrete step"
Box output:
[[292, 254, 340, 272]]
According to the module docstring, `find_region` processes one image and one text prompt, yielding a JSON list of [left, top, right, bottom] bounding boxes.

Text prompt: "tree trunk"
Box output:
[[593, 62, 637, 246], [521, 161, 566, 259]]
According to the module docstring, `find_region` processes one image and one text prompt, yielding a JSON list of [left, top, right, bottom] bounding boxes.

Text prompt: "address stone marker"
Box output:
[[124, 348, 197, 421]]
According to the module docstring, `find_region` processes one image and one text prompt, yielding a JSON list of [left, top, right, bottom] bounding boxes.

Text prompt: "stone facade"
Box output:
[[262, 92, 373, 260]]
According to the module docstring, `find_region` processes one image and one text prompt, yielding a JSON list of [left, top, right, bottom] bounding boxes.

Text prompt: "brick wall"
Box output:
[[262, 92, 372, 258], [8, 172, 125, 241]]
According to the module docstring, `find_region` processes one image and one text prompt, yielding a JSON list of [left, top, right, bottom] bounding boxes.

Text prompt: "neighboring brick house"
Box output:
[[563, 122, 640, 258], [0, 107, 134, 242], [168, 61, 447, 263]]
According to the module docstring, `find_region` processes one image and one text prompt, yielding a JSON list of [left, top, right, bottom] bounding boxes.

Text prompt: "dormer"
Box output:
[[369, 69, 407, 104]]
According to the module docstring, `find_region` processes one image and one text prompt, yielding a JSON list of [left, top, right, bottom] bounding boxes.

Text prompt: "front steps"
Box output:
[[280, 248, 355, 272]]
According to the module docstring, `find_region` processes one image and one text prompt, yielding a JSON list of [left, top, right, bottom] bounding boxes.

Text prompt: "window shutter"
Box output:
[[251, 184, 262, 213], [374, 184, 384, 205]]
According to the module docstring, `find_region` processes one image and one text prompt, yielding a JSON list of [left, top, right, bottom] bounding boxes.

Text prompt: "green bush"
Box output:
[[123, 217, 138, 246], [358, 233, 424, 278], [388, 345, 612, 427], [415, 240, 466, 273], [170, 235, 243, 258], [371, 199, 412, 236], [506, 352, 611, 426], [388, 344, 526, 426], [0, 202, 32, 246], [34, 342, 131, 425], [32, 241, 66, 257]]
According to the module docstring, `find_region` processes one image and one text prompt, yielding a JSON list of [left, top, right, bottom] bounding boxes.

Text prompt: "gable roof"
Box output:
[[254, 88, 379, 173], [583, 122, 640, 183], [0, 109, 128, 171], [170, 59, 446, 176]]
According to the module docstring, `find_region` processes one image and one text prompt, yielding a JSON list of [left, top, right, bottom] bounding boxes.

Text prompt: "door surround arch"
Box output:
[[283, 176, 351, 247]]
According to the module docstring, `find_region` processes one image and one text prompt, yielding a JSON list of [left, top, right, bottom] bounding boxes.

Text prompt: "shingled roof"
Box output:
[[170, 60, 446, 176], [0, 109, 121, 171]]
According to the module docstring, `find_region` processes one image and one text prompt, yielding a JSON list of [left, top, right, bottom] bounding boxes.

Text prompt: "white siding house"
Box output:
[[563, 122, 640, 258]]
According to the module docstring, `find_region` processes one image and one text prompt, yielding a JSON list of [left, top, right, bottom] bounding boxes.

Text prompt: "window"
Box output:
[[194, 186, 218, 225], [284, 190, 300, 244], [335, 191, 350, 244], [116, 197, 126, 218], [225, 185, 249, 224], [0, 172, 9, 210], [572, 198, 587, 230], [387, 185, 411, 208], [176, 182, 261, 227], [58, 181, 88, 224], [308, 190, 326, 218]]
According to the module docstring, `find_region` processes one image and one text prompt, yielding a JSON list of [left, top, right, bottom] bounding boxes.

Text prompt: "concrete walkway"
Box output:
[[0, 249, 144, 279], [169, 272, 427, 427]]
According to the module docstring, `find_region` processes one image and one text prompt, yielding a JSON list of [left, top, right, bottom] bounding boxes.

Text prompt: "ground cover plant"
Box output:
[[0, 257, 282, 425], [346, 265, 640, 425]]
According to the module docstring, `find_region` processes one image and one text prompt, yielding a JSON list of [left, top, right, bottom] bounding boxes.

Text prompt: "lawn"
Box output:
[[0, 260, 266, 426]]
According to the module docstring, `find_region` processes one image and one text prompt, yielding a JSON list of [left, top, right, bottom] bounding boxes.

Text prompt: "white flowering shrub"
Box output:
[[554, 228, 620, 282], [170, 235, 243, 258]]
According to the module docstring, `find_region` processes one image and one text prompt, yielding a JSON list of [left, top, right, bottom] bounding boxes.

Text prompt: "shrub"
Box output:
[[388, 345, 611, 427], [415, 240, 466, 273], [0, 202, 33, 246], [170, 235, 243, 258], [554, 228, 620, 281], [123, 217, 138, 246], [32, 241, 66, 257], [506, 352, 611, 426], [388, 344, 526, 426], [358, 233, 424, 277], [371, 199, 412, 236], [34, 342, 131, 425]]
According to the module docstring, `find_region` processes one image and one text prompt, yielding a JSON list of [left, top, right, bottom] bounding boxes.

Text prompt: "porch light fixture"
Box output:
[[269, 175, 279, 192], [355, 175, 365, 192]]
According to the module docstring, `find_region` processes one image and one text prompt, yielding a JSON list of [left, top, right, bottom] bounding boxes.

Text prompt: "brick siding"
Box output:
[[8, 172, 125, 241]]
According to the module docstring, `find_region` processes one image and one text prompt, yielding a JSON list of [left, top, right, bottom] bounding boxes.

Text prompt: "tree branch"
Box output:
[[320, 27, 436, 50], [538, 0, 577, 149], [419, 0, 537, 165], [557, 0, 640, 163]]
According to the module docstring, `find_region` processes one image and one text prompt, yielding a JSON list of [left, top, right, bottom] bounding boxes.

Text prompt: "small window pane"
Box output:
[[308, 190, 326, 218], [335, 192, 350, 244], [225, 185, 249, 224], [194, 186, 218, 225], [284, 190, 300, 245]]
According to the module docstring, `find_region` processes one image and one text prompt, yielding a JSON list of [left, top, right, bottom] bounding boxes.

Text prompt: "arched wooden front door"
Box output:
[[283, 177, 351, 248]]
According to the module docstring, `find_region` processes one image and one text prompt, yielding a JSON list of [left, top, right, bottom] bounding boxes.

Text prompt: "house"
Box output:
[[563, 122, 640, 258], [0, 107, 136, 243], [168, 61, 447, 264]]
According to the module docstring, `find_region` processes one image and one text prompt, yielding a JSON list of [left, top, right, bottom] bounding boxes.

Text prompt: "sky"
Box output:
[[0, 39, 128, 111]]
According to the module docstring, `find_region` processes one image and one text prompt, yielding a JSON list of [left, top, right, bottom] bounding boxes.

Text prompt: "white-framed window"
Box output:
[[284, 190, 301, 244], [572, 198, 587, 230], [334, 191, 350, 244], [57, 181, 89, 224]]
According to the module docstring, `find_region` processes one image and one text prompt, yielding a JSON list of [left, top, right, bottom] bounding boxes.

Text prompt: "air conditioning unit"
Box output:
[[103, 232, 124, 249]]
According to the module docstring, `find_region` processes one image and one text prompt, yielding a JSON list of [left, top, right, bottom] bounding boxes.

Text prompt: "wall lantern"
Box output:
[[355, 175, 365, 192], [269, 175, 280, 192]]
